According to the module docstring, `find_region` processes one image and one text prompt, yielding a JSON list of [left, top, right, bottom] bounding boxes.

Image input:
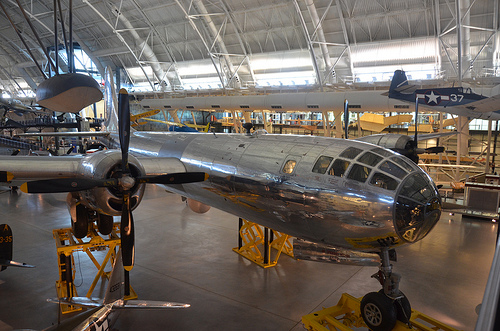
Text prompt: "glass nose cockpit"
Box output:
[[310, 145, 442, 244], [395, 172, 441, 243]]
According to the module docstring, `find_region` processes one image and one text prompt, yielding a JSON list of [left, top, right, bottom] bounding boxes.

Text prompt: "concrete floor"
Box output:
[[0, 184, 496, 331]]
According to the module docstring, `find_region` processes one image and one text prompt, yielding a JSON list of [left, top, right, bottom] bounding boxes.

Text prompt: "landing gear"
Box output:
[[72, 203, 114, 238], [360, 247, 412, 331], [73, 204, 89, 238], [97, 214, 114, 235]]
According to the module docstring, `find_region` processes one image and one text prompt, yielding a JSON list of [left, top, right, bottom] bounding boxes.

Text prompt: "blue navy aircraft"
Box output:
[[387, 69, 500, 120], [0, 68, 444, 331]]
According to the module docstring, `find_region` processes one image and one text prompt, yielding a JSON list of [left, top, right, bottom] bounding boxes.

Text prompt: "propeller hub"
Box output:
[[119, 175, 136, 190]]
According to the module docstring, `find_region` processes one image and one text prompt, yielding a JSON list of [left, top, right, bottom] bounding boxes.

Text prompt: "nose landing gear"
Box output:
[[360, 247, 412, 331]]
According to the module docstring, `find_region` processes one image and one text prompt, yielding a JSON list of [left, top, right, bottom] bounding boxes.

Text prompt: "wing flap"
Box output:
[[137, 157, 186, 176]]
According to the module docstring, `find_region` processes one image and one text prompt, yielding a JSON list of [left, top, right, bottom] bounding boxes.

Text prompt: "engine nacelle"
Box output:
[[356, 134, 413, 150], [75, 150, 146, 216], [187, 198, 211, 213]]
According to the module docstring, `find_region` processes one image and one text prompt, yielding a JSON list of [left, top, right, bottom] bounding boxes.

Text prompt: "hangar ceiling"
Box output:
[[0, 0, 498, 96]]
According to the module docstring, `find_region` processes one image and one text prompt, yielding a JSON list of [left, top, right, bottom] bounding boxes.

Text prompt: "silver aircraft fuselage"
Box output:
[[123, 131, 441, 252]]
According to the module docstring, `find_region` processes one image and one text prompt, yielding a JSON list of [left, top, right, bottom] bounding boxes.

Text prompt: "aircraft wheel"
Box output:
[[97, 214, 113, 235], [73, 204, 89, 239], [361, 292, 397, 331]]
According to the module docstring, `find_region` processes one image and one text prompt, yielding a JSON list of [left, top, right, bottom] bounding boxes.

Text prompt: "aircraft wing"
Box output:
[[416, 132, 457, 140], [0, 154, 187, 185], [47, 296, 103, 307], [458, 94, 500, 113], [0, 259, 35, 268], [16, 131, 110, 137]]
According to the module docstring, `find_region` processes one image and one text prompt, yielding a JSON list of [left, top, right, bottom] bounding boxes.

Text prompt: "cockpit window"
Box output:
[[282, 160, 297, 174], [379, 161, 407, 179], [347, 164, 371, 183], [312, 156, 333, 174], [328, 159, 350, 177], [391, 156, 416, 172], [359, 152, 383, 167], [370, 172, 399, 190], [399, 173, 433, 202], [371, 147, 394, 157], [339, 147, 363, 159]]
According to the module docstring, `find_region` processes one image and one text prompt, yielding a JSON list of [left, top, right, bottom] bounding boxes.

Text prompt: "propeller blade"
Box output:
[[343, 99, 349, 139], [0, 171, 13, 182], [424, 146, 445, 154], [118, 88, 130, 173], [138, 172, 209, 185], [19, 177, 113, 193], [120, 192, 135, 271], [19, 177, 119, 193], [414, 96, 419, 146]]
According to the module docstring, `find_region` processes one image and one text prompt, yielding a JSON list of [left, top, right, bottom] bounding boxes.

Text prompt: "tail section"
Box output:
[[0, 224, 35, 270], [0, 224, 13, 271], [103, 249, 125, 304], [389, 70, 409, 93], [48, 248, 189, 312]]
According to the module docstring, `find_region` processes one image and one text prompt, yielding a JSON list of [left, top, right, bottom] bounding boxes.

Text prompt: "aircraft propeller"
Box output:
[[19, 88, 208, 287], [390, 97, 446, 163], [343, 99, 349, 139]]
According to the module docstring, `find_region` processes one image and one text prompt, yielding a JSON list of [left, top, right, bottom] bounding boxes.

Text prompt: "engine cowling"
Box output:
[[75, 150, 146, 216], [356, 134, 413, 151]]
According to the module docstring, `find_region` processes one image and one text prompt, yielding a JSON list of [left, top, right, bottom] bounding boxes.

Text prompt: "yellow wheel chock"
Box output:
[[302, 293, 463, 331]]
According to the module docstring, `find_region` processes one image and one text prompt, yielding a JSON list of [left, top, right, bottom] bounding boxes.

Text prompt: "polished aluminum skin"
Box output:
[[0, 130, 441, 258], [128, 131, 441, 253]]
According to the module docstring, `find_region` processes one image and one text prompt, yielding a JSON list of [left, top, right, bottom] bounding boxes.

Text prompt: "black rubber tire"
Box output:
[[97, 214, 114, 235], [377, 289, 412, 323], [394, 292, 412, 323], [73, 204, 89, 239], [361, 292, 397, 331]]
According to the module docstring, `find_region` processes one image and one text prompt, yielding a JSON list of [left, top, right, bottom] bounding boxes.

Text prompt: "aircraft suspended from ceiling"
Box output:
[[386, 70, 500, 120], [0, 1, 103, 114]]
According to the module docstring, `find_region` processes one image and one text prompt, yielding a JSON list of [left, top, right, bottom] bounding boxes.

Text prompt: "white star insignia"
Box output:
[[426, 91, 440, 105]]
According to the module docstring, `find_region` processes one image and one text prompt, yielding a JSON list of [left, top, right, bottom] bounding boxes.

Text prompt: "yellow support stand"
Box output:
[[232, 218, 294, 268], [53, 222, 137, 314], [302, 293, 462, 331]]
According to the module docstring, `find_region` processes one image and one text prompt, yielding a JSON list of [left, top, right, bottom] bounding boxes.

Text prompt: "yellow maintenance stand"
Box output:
[[53, 222, 137, 314], [232, 218, 294, 268], [302, 293, 462, 331]]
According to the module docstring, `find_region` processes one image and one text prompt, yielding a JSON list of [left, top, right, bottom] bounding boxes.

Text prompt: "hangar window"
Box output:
[[328, 159, 350, 177], [347, 164, 371, 183], [358, 152, 383, 167], [282, 160, 297, 174], [370, 172, 399, 190], [339, 147, 363, 159], [312, 156, 333, 174], [379, 161, 407, 179]]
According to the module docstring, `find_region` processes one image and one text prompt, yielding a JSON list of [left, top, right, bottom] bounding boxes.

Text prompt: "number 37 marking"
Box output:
[[450, 94, 464, 102]]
